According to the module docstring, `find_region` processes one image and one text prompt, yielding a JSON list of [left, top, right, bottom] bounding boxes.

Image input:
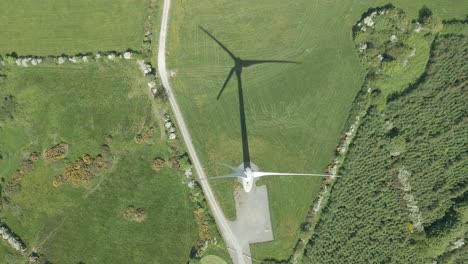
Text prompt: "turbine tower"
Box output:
[[200, 27, 330, 193]]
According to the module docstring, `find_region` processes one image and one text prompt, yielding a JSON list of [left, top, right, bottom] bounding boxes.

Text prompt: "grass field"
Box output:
[[0, 0, 147, 55], [0, 62, 198, 263], [165, 0, 467, 260], [200, 255, 227, 264]]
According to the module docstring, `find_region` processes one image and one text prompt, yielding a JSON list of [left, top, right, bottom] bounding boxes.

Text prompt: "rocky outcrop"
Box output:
[[0, 223, 26, 252]]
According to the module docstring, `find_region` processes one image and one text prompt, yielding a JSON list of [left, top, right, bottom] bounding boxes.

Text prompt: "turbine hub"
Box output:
[[238, 162, 259, 193], [244, 167, 253, 178]]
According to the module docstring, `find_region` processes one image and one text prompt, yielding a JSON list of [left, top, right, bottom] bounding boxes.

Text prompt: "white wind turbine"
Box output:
[[200, 26, 331, 192], [208, 164, 331, 193]]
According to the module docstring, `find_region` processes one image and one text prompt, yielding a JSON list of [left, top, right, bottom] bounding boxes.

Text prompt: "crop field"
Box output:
[[0, 62, 198, 263], [166, 0, 467, 261], [304, 23, 467, 264], [0, 0, 147, 55]]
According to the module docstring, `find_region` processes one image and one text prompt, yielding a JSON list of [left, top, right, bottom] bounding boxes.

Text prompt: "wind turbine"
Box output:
[[209, 163, 331, 193], [200, 27, 331, 193]]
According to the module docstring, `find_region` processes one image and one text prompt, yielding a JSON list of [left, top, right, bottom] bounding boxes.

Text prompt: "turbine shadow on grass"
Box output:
[[199, 26, 300, 168]]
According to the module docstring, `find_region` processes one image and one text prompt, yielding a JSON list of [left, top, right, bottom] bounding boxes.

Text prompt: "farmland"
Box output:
[[0, 0, 147, 55], [304, 16, 467, 264], [166, 0, 467, 261], [0, 61, 199, 263], [0, 0, 465, 263]]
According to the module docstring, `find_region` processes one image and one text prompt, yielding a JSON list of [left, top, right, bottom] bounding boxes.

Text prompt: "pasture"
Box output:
[[166, 0, 467, 260], [0, 62, 198, 263], [0, 0, 147, 55], [200, 255, 227, 264]]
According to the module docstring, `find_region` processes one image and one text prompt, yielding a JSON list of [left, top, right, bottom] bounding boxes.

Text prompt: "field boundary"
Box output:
[[1, 50, 140, 66]]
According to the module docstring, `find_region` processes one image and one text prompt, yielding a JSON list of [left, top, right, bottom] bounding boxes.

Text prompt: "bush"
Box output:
[[418, 6, 433, 24]]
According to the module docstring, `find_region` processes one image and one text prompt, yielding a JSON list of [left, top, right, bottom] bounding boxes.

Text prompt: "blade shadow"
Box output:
[[242, 59, 300, 67], [199, 26, 236, 60], [217, 67, 235, 100], [199, 26, 300, 169]]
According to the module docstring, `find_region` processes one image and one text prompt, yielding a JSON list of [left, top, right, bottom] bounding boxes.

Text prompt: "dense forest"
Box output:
[[304, 27, 466, 264]]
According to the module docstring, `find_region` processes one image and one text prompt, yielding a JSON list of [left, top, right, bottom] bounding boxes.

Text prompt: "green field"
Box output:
[[0, 0, 465, 262], [200, 255, 227, 264], [304, 21, 467, 264], [166, 0, 467, 260], [0, 0, 147, 55], [0, 62, 198, 263]]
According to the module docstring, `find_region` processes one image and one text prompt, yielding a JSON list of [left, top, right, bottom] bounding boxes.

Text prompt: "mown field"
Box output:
[[0, 0, 147, 55], [0, 62, 198, 263], [304, 22, 467, 264], [166, 0, 467, 261]]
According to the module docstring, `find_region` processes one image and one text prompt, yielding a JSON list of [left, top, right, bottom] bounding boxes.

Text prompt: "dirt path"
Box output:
[[156, 1, 247, 263]]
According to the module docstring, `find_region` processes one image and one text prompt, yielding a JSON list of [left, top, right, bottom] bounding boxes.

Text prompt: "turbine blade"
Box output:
[[217, 162, 241, 172], [242, 59, 300, 67], [252, 171, 331, 178], [202, 171, 244, 181], [199, 26, 236, 60], [217, 67, 235, 100]]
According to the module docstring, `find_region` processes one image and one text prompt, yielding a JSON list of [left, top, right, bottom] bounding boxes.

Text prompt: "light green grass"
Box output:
[[201, 255, 227, 264], [0, 0, 147, 55], [378, 33, 433, 93], [0, 62, 198, 263], [166, 0, 467, 261], [200, 244, 232, 264]]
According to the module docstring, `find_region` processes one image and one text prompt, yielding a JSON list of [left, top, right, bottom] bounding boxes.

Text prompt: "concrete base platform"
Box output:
[[228, 184, 274, 263]]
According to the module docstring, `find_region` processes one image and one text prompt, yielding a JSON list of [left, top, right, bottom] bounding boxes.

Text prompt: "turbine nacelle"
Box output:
[[242, 167, 254, 192]]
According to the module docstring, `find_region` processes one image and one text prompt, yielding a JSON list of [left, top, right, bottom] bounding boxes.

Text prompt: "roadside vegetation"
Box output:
[[303, 6, 467, 263]]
